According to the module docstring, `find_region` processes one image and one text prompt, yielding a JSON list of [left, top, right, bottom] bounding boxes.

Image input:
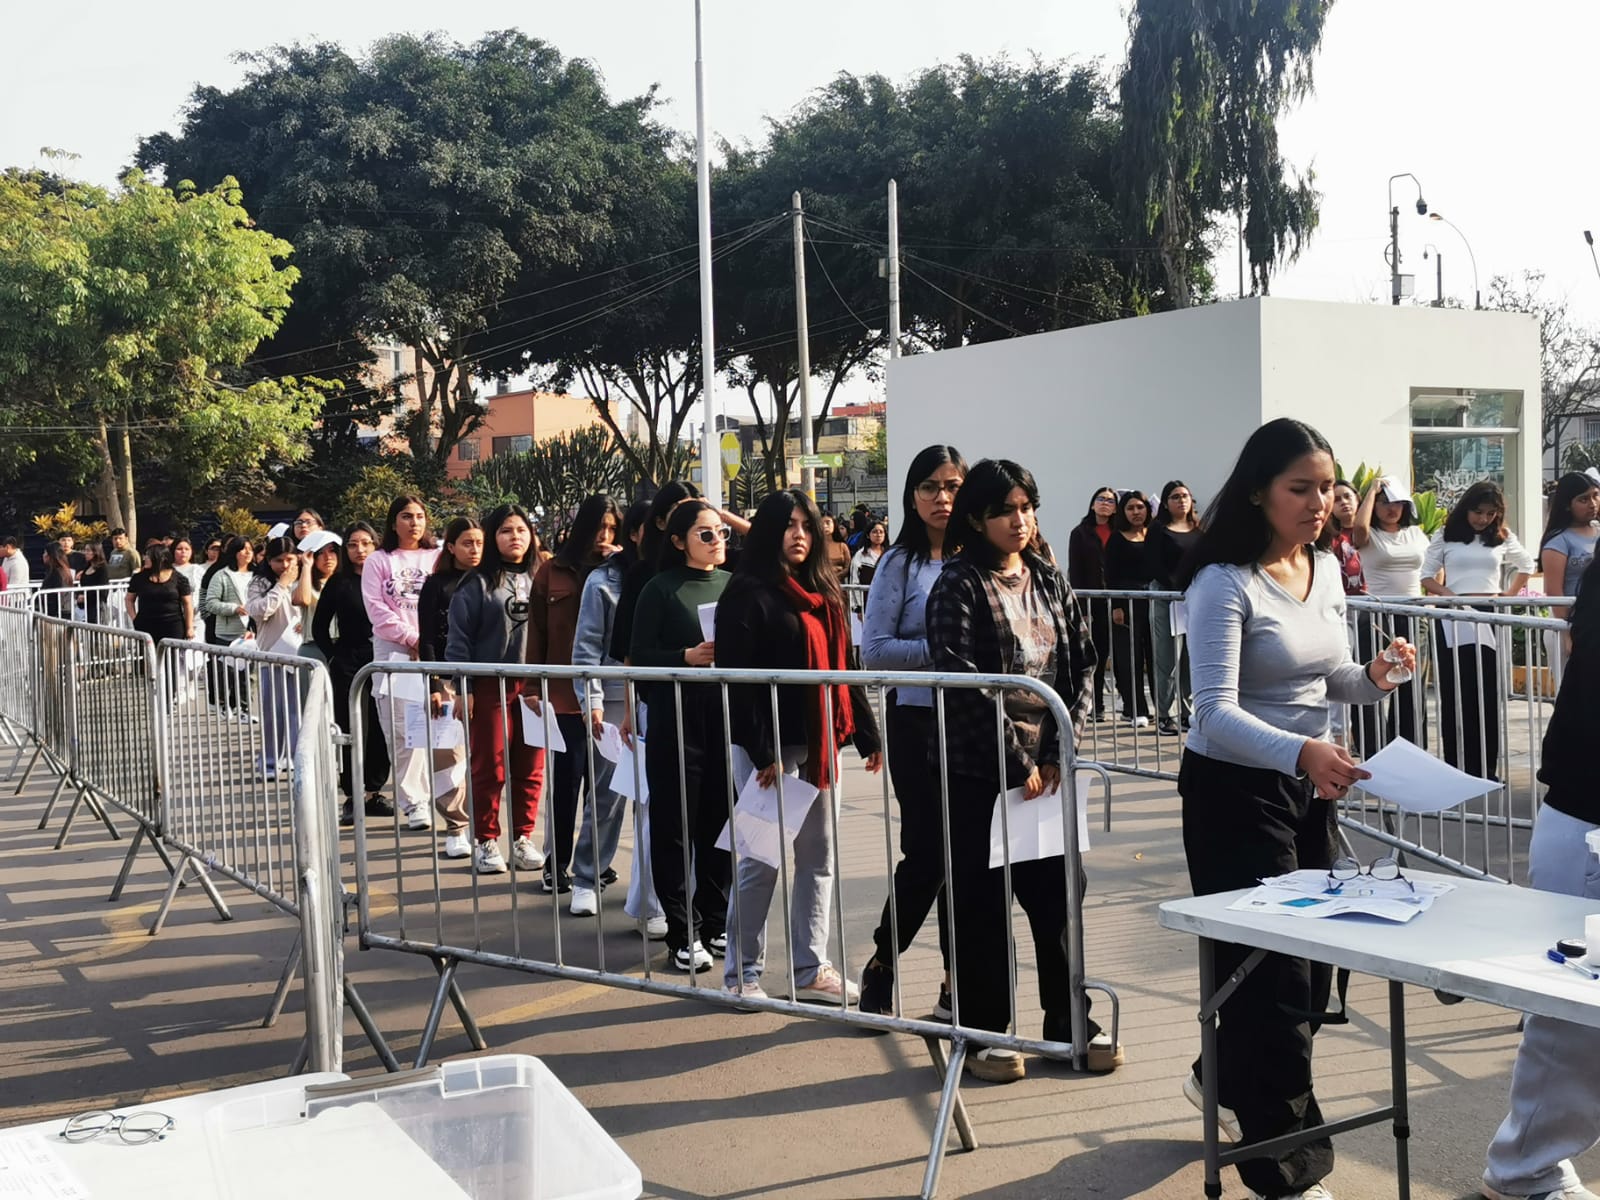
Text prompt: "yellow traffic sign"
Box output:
[[720, 431, 742, 479]]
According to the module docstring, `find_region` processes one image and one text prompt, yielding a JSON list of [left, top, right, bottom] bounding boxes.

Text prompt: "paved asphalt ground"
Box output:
[[3, 718, 1596, 1200]]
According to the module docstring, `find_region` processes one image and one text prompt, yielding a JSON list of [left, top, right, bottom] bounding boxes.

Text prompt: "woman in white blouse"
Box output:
[[1421, 481, 1535, 780], [1352, 476, 1431, 751]]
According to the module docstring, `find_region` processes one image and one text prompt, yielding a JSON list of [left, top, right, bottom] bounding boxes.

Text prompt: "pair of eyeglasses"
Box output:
[[1326, 856, 1414, 894], [60, 1110, 174, 1144], [916, 480, 961, 499], [693, 525, 732, 545], [1093, 494, 1116, 504]]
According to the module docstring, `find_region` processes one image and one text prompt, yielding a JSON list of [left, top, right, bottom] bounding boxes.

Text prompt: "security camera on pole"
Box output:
[[1387, 173, 1428, 305]]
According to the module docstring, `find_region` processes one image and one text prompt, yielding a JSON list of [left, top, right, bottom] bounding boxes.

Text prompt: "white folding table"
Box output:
[[1158, 873, 1600, 1200]]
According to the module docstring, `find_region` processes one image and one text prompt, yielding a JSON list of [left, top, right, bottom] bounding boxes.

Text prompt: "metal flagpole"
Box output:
[[694, 0, 722, 507]]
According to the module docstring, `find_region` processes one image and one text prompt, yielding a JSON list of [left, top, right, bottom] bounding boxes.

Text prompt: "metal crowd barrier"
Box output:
[[349, 659, 1118, 1199], [32, 581, 132, 629], [0, 598, 38, 763]]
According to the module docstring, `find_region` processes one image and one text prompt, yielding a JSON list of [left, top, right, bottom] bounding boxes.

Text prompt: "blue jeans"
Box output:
[[256, 664, 300, 775]]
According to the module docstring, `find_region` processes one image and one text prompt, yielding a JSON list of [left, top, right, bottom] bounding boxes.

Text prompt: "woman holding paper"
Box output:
[[925, 458, 1112, 1084], [1352, 475, 1429, 751], [362, 496, 441, 831], [715, 489, 882, 1005], [1480, 555, 1600, 1200], [1421, 481, 1534, 781], [1177, 418, 1414, 1200], [526, 493, 622, 898], [1151, 481, 1202, 736], [447, 504, 542, 876], [858, 443, 965, 1020], [629, 499, 732, 974], [414, 518, 483, 859], [245, 535, 305, 782]]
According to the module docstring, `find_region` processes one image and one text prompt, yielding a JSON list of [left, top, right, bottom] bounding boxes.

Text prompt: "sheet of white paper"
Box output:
[[849, 612, 864, 646], [1356, 736, 1499, 810], [1226, 885, 1432, 923], [987, 780, 1091, 869], [714, 771, 822, 869], [593, 722, 627, 764], [375, 653, 430, 704], [403, 705, 464, 750], [611, 740, 649, 804], [1170, 599, 1188, 638], [520, 700, 568, 752], [1439, 617, 1499, 650], [432, 758, 466, 799], [0, 1134, 92, 1200], [697, 602, 717, 643]]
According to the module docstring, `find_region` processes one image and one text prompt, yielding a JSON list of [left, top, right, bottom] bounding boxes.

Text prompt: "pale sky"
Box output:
[[6, 1, 1597, 412]]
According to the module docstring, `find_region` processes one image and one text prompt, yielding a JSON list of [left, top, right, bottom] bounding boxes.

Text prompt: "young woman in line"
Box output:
[[1325, 480, 1371, 754], [246, 535, 306, 782], [171, 537, 207, 598], [39, 542, 75, 620], [1480, 554, 1600, 1200], [362, 495, 441, 830], [1422, 481, 1535, 781], [126, 544, 195, 644], [447, 504, 543, 876], [1105, 490, 1158, 728], [290, 508, 325, 541], [1177, 418, 1412, 1200], [1066, 486, 1119, 721], [569, 501, 661, 930], [858, 445, 964, 1018], [716, 489, 882, 1004], [1151, 480, 1202, 735], [203, 536, 256, 722], [629, 499, 733, 973], [847, 518, 888, 601], [610, 482, 702, 665], [1351, 476, 1430, 749], [79, 543, 108, 625], [415, 517, 483, 859], [312, 522, 393, 826], [1538, 471, 1600, 684], [526, 493, 622, 895], [821, 512, 852, 582], [926, 458, 1115, 1084], [203, 538, 222, 569]]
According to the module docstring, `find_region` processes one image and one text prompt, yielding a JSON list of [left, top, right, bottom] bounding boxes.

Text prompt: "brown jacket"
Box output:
[[526, 557, 588, 714]]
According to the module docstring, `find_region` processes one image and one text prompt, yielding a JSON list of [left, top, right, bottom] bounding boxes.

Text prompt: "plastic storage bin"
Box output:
[[205, 1055, 641, 1200]]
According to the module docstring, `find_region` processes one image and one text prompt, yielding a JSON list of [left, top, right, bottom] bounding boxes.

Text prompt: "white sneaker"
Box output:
[[793, 965, 859, 1005], [474, 840, 507, 874], [570, 886, 598, 917], [512, 837, 545, 872], [1252, 1186, 1334, 1200], [1183, 1072, 1241, 1142], [442, 833, 471, 859], [403, 800, 433, 831], [1482, 1184, 1600, 1200], [642, 915, 668, 940], [672, 942, 713, 972], [1132, 715, 1150, 728]]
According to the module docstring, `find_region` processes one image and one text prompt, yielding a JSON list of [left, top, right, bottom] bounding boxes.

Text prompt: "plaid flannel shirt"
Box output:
[[925, 550, 1096, 789]]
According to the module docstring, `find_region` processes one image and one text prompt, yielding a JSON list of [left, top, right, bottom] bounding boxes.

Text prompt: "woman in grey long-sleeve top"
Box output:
[[1175, 419, 1414, 1200], [856, 444, 965, 1019]]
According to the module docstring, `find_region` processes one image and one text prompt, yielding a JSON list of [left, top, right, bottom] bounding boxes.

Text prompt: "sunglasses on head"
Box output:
[[693, 524, 732, 545]]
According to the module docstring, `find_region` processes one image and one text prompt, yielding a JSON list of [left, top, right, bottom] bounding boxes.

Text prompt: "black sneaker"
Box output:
[[1158, 719, 1181, 736], [541, 868, 571, 895], [363, 792, 395, 818], [859, 957, 894, 1016], [932, 983, 953, 1022], [599, 867, 618, 889], [339, 798, 355, 828]]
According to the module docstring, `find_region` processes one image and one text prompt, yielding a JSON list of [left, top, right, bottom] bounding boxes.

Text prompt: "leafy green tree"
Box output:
[[459, 427, 638, 546], [1118, 0, 1331, 305], [0, 170, 324, 542]]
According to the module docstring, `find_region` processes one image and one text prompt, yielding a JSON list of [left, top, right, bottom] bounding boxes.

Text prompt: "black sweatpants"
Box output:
[[1179, 749, 1337, 1198], [645, 689, 732, 953], [330, 661, 389, 799], [871, 702, 950, 971], [1438, 640, 1499, 780], [1110, 597, 1154, 719]]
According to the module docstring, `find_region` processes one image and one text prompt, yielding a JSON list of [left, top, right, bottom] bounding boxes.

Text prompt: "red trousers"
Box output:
[[468, 678, 546, 843]]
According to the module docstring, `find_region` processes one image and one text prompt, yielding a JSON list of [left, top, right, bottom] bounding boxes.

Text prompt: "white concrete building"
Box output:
[[886, 298, 1544, 546]]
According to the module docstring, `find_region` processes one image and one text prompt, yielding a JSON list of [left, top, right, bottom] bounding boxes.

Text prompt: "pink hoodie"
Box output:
[[361, 547, 440, 652]]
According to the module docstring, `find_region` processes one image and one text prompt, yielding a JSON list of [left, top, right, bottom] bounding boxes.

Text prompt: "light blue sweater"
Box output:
[[861, 546, 946, 707]]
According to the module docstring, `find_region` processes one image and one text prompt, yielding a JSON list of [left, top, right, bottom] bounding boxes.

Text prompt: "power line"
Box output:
[[898, 262, 1029, 338], [804, 224, 878, 335]]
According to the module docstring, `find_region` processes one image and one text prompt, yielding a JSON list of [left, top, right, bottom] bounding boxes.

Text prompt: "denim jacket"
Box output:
[[861, 546, 945, 707], [570, 555, 626, 711]]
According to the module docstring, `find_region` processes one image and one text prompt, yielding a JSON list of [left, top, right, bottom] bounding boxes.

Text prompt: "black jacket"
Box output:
[[311, 573, 375, 677], [1105, 531, 1160, 594], [1538, 622, 1600, 823], [714, 572, 881, 774], [1065, 523, 1109, 592]]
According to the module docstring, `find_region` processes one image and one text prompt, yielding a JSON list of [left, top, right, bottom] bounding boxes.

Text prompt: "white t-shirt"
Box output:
[[1361, 526, 1428, 598], [1422, 531, 1536, 595]]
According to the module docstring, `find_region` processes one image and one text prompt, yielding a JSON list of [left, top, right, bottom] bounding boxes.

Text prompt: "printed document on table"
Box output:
[[375, 654, 430, 705], [403, 705, 464, 750], [0, 1133, 91, 1200], [987, 774, 1092, 869], [611, 740, 649, 805], [714, 771, 821, 869], [520, 701, 568, 752], [1356, 736, 1499, 811], [697, 602, 717, 643], [1232, 868, 1455, 924]]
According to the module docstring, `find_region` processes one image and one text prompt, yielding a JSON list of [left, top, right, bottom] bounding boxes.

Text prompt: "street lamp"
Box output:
[[1387, 173, 1428, 305], [1421, 243, 1443, 306], [1429, 212, 1480, 310]]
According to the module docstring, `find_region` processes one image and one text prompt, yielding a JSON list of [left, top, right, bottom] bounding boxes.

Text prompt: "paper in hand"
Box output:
[[375, 654, 429, 705], [1170, 600, 1188, 638], [714, 770, 822, 869], [297, 530, 342, 555], [987, 772, 1092, 869], [520, 700, 568, 752], [1355, 736, 1499, 811], [1439, 618, 1498, 650], [403, 704, 463, 750], [697, 602, 717, 643], [593, 722, 627, 764], [611, 739, 649, 804]]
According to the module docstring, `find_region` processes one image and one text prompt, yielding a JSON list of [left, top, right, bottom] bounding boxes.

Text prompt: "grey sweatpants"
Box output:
[[1483, 802, 1600, 1197]]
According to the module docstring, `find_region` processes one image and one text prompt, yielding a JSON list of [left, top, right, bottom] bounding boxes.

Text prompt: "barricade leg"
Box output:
[[414, 955, 485, 1067], [263, 934, 304, 1028], [150, 855, 190, 935], [344, 979, 401, 1072], [12, 742, 44, 792], [920, 1035, 974, 1200], [108, 824, 150, 901], [35, 772, 71, 829]]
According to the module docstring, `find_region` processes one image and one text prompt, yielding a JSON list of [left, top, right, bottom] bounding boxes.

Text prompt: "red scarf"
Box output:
[[779, 574, 855, 787]]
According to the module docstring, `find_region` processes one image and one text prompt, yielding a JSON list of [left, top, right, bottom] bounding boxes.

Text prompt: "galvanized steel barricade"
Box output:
[[0, 595, 38, 764], [154, 636, 396, 1068], [349, 660, 1119, 1199]]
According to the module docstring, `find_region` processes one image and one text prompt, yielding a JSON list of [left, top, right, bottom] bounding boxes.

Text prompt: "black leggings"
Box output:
[[330, 660, 390, 799], [871, 702, 950, 971], [205, 632, 249, 714], [645, 690, 732, 953], [1110, 596, 1154, 718]]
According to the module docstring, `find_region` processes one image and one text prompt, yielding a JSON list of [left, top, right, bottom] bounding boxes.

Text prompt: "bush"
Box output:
[[462, 427, 639, 548], [32, 502, 108, 544], [215, 505, 268, 541]]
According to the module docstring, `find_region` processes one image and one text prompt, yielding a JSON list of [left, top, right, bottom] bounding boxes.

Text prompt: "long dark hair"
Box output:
[[43, 541, 71, 578], [253, 536, 297, 584], [477, 504, 534, 585], [640, 481, 701, 565], [433, 516, 483, 576], [1177, 418, 1335, 588], [1155, 479, 1204, 530], [738, 489, 843, 607], [1542, 472, 1599, 546], [380, 494, 437, 553], [946, 459, 1042, 572], [616, 501, 651, 571], [143, 545, 174, 575], [657, 499, 716, 571], [558, 493, 622, 569], [333, 521, 378, 580], [892, 444, 967, 563], [1442, 480, 1509, 546], [1076, 484, 1119, 530]]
